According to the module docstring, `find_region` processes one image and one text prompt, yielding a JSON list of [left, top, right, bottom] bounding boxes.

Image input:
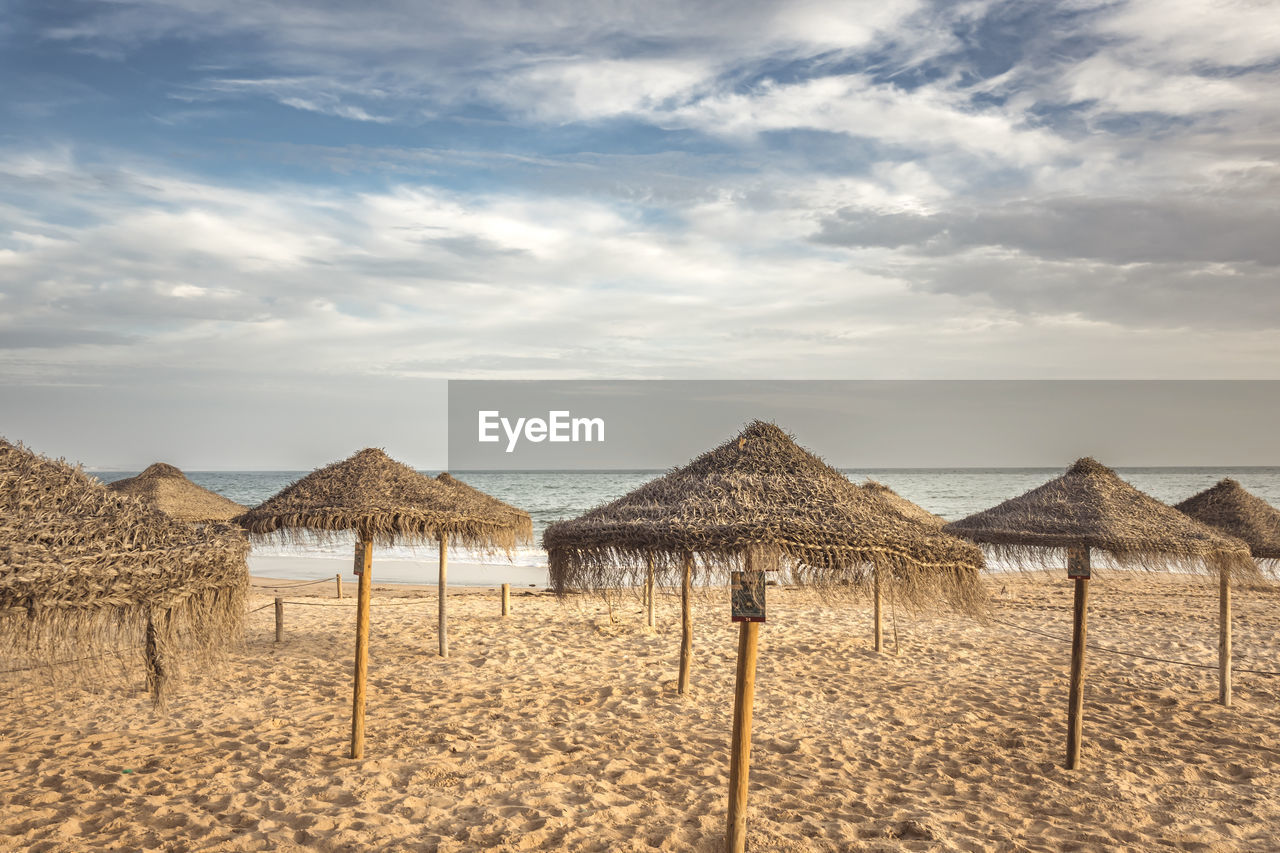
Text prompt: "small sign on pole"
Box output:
[[1067, 546, 1091, 579], [731, 570, 766, 623], [353, 540, 365, 577]]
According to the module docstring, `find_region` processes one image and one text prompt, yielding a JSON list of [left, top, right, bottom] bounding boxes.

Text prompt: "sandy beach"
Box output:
[[2, 571, 1278, 852]]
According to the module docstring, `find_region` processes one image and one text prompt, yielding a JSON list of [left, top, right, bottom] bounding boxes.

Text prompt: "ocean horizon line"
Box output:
[[86, 464, 1280, 474]]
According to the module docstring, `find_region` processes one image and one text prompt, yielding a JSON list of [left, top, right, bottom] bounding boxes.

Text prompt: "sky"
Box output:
[[1, 1, 1278, 468]]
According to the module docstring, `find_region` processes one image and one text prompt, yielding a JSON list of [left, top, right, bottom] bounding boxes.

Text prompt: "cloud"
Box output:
[[817, 195, 1280, 266], [662, 74, 1066, 164], [1063, 55, 1264, 116], [1092, 0, 1280, 69], [901, 249, 1280, 331]]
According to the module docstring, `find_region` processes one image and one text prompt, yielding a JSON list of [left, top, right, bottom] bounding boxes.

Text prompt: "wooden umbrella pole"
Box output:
[[501, 583, 510, 618], [350, 539, 373, 759], [890, 583, 900, 656], [679, 552, 693, 694], [438, 533, 449, 658], [646, 555, 656, 629], [726, 550, 761, 853], [873, 561, 883, 652], [1219, 567, 1232, 707], [726, 619, 760, 853], [1065, 546, 1090, 770]]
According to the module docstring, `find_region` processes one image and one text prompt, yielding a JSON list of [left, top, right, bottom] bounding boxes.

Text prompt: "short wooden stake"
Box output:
[[1065, 547, 1091, 770], [873, 562, 883, 652], [274, 597, 284, 643], [350, 539, 373, 759], [336, 573, 343, 599], [725, 619, 760, 853], [1219, 569, 1232, 707], [438, 534, 449, 658], [678, 553, 693, 695], [501, 583, 510, 617]]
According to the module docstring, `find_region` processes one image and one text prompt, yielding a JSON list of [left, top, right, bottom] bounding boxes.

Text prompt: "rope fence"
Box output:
[[268, 598, 435, 607], [7, 591, 1279, 679], [254, 577, 337, 590]]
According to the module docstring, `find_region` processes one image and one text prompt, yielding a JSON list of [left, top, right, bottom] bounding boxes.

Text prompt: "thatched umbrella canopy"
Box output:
[[107, 462, 246, 524], [861, 480, 945, 527], [1, 439, 248, 707], [545, 421, 986, 611], [945, 458, 1254, 574], [944, 457, 1256, 769], [236, 448, 526, 550], [1175, 479, 1280, 569], [856, 480, 946, 650], [435, 472, 533, 541], [544, 420, 987, 853], [234, 448, 531, 759]]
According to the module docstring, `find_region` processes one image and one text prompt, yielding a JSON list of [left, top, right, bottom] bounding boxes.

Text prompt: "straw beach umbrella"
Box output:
[[234, 449, 530, 758], [861, 480, 945, 527], [1, 439, 249, 706], [108, 462, 246, 523], [435, 472, 532, 535], [435, 468, 535, 627], [860, 481, 945, 650], [543, 421, 986, 853], [1175, 479, 1280, 571], [945, 458, 1256, 769]]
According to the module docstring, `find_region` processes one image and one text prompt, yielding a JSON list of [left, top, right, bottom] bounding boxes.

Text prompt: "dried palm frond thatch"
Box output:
[[107, 462, 246, 524], [235, 448, 531, 551], [1175, 479, 1280, 569], [861, 480, 945, 527], [543, 421, 987, 615], [435, 473, 533, 542], [944, 458, 1256, 578], [1, 439, 249, 706]]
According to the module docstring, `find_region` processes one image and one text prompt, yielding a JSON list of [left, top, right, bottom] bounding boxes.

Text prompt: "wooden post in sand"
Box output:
[[678, 552, 693, 694], [726, 553, 763, 853], [438, 534, 449, 658], [645, 555, 657, 629], [1065, 546, 1090, 770], [350, 538, 373, 759], [873, 562, 883, 652], [1219, 568, 1232, 707], [501, 583, 510, 617], [336, 573, 343, 599], [274, 597, 284, 643]]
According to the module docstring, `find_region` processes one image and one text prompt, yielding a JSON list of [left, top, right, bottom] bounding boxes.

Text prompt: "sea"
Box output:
[[94, 468, 1280, 586]]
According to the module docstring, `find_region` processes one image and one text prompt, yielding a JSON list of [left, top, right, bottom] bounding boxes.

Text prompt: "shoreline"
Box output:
[[248, 554, 549, 588], [249, 574, 552, 597]]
